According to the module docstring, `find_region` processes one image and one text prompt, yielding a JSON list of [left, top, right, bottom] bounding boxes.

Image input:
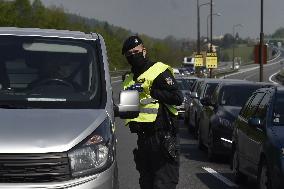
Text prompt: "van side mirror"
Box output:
[[114, 90, 140, 119], [248, 117, 262, 129]]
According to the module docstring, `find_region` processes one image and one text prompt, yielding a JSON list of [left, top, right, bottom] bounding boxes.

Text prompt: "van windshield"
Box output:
[[0, 36, 101, 109]]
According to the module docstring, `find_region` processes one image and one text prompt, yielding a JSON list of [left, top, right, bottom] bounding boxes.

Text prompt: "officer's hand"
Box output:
[[133, 83, 143, 92], [142, 81, 151, 95]]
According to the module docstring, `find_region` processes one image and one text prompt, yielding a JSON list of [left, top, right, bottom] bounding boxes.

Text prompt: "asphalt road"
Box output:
[[112, 51, 284, 189]]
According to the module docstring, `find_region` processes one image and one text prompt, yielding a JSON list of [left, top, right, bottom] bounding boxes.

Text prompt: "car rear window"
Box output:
[[219, 85, 263, 107], [204, 83, 218, 98]]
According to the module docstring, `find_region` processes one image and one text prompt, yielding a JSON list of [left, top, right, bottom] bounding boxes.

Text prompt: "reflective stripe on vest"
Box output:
[[140, 98, 158, 105], [140, 108, 159, 114], [123, 62, 178, 124]]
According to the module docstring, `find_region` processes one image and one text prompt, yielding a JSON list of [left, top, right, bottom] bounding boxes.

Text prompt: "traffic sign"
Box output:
[[194, 54, 204, 67], [206, 53, 218, 68]]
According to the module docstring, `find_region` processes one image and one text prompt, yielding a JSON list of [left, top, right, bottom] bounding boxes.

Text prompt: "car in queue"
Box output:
[[175, 76, 198, 118], [186, 78, 223, 137], [231, 86, 284, 189], [198, 80, 271, 161], [184, 78, 204, 130]]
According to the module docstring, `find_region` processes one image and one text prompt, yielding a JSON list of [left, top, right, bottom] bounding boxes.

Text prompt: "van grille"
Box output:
[[0, 153, 71, 183]]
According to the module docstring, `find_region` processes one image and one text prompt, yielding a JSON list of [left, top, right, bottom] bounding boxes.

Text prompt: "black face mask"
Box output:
[[126, 52, 146, 68]]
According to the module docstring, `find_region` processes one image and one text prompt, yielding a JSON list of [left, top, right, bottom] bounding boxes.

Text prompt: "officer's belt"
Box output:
[[140, 108, 159, 114]]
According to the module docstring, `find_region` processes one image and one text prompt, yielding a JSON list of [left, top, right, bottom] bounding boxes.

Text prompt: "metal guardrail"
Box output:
[[110, 47, 282, 80]]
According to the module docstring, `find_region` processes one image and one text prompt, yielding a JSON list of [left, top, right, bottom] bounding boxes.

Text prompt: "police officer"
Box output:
[[122, 36, 183, 189]]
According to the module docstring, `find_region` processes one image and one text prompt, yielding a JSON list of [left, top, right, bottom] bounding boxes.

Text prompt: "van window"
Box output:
[[0, 36, 101, 109]]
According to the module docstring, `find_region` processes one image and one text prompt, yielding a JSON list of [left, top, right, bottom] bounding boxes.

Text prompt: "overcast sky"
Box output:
[[41, 0, 284, 40]]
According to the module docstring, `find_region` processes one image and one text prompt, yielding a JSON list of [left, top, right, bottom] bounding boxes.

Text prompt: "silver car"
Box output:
[[0, 27, 139, 189]]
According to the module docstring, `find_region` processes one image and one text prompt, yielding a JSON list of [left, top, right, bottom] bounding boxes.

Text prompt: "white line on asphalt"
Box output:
[[202, 167, 238, 188], [269, 71, 280, 84], [222, 58, 284, 78], [268, 50, 281, 63], [221, 138, 233, 144]]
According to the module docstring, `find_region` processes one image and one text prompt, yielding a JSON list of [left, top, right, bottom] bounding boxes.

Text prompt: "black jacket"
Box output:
[[128, 61, 183, 133]]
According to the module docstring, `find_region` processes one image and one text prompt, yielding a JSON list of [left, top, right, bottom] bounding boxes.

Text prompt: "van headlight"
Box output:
[[68, 118, 114, 178]]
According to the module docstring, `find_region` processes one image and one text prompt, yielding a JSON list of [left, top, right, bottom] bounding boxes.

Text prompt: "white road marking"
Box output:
[[202, 167, 238, 187], [222, 58, 284, 78], [269, 71, 280, 84], [221, 138, 233, 144]]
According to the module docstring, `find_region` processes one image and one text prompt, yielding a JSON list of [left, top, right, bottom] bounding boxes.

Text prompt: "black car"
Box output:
[[184, 78, 204, 128], [186, 79, 222, 137], [198, 80, 270, 160], [175, 76, 198, 118], [232, 86, 284, 189]]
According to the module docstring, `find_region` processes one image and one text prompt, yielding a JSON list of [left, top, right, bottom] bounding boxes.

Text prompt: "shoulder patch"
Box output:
[[165, 77, 174, 85]]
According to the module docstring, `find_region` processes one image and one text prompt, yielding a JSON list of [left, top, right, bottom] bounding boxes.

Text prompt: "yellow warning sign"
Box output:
[[206, 53, 218, 69], [194, 54, 204, 67]]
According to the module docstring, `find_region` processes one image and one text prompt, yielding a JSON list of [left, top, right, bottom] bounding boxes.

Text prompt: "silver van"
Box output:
[[0, 27, 139, 189]]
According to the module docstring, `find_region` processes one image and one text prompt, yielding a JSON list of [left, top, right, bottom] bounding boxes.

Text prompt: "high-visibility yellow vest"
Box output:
[[123, 62, 178, 125]]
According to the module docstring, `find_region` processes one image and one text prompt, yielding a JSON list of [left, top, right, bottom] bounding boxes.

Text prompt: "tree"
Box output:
[[13, 0, 32, 27], [222, 33, 234, 48], [31, 0, 46, 28], [272, 27, 284, 38]]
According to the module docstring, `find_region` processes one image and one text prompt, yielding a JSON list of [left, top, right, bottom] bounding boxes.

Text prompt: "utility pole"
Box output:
[[209, 0, 213, 78], [197, 0, 200, 54], [197, 1, 211, 54], [210, 0, 213, 53], [259, 0, 264, 82]]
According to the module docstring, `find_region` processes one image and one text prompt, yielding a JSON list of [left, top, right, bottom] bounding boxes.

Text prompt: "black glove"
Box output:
[[125, 83, 143, 92]]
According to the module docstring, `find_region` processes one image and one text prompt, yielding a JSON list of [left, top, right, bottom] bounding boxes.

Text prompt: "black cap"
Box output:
[[122, 36, 143, 55]]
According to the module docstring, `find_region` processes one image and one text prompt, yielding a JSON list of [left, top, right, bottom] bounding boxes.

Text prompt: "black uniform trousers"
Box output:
[[133, 130, 180, 189]]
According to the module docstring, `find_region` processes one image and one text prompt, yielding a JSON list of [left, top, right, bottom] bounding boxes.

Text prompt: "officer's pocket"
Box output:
[[160, 132, 178, 161]]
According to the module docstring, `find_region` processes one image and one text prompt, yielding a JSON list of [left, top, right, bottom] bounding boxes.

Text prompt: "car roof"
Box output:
[[0, 27, 98, 40], [175, 76, 198, 80], [220, 81, 270, 87], [202, 78, 226, 83]]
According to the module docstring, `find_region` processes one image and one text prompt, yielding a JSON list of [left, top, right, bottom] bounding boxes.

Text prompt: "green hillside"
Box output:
[[0, 0, 192, 70]]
